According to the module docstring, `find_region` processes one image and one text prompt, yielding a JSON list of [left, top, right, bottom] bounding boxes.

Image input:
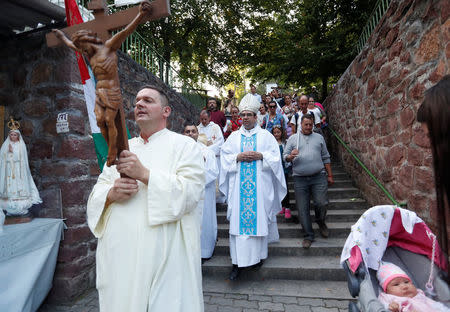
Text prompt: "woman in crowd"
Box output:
[[416, 74, 449, 263], [257, 103, 268, 127], [224, 106, 242, 139], [262, 101, 287, 132], [282, 105, 294, 137], [223, 99, 234, 120], [271, 125, 291, 220]]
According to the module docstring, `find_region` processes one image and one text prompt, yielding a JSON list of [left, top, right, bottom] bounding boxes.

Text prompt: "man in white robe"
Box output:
[[87, 85, 204, 312], [184, 124, 219, 260], [197, 110, 224, 156], [219, 94, 287, 280], [198, 110, 225, 203]]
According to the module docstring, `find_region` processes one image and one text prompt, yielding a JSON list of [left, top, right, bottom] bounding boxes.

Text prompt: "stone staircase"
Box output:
[[202, 161, 369, 300]]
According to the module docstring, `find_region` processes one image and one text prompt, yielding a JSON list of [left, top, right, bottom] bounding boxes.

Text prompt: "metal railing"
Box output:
[[50, 0, 94, 22], [356, 0, 392, 53], [328, 127, 401, 207], [119, 31, 206, 109], [118, 30, 173, 86]]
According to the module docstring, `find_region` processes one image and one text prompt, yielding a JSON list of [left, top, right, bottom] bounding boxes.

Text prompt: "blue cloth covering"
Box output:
[[0, 218, 64, 312]]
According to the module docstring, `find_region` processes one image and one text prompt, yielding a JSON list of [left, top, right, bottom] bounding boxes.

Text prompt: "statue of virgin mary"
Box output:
[[0, 118, 41, 216]]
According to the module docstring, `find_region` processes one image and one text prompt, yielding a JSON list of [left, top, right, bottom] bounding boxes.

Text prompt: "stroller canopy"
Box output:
[[341, 205, 447, 273]]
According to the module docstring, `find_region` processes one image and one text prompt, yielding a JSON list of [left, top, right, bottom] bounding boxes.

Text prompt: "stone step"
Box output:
[[217, 222, 353, 239], [276, 209, 362, 223], [286, 171, 350, 181], [214, 237, 346, 257], [202, 276, 353, 300], [288, 180, 354, 188], [313, 187, 360, 199], [216, 198, 368, 212], [326, 171, 350, 179], [202, 255, 346, 281], [288, 192, 363, 203], [216, 209, 365, 224]]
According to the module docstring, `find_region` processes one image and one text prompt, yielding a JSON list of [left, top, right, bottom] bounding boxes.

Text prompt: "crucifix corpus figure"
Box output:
[[52, 1, 152, 167]]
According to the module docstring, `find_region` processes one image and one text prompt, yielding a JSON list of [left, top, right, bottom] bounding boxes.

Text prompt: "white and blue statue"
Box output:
[[0, 118, 41, 217]]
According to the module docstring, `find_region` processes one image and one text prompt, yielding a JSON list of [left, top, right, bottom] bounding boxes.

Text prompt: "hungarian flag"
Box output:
[[64, 0, 108, 170]]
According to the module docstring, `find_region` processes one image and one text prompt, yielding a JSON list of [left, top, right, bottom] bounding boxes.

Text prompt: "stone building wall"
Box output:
[[324, 0, 449, 233], [0, 31, 200, 301]]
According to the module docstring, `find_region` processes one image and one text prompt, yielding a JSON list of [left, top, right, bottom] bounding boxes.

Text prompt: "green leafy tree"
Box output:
[[133, 0, 374, 99], [233, 0, 375, 101]]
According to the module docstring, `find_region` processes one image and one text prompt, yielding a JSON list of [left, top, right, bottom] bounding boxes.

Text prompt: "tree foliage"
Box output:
[[137, 0, 375, 96], [236, 0, 376, 99]]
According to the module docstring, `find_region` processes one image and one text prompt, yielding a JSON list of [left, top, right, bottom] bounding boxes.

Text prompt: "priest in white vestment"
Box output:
[[184, 124, 219, 259], [198, 109, 226, 203], [87, 85, 205, 312], [219, 94, 287, 280], [197, 110, 224, 156]]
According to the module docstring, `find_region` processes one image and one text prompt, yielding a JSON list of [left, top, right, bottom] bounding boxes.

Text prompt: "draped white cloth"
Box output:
[[0, 130, 41, 215], [87, 129, 205, 312], [197, 142, 219, 258], [340, 205, 422, 271], [219, 125, 286, 267]]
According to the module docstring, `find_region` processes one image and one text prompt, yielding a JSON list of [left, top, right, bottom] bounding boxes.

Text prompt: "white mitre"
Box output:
[[239, 94, 260, 114]]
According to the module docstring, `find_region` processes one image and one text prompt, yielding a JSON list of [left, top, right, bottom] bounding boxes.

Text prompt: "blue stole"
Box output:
[[239, 134, 257, 235]]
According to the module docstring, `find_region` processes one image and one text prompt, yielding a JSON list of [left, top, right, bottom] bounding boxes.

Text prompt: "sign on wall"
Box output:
[[56, 113, 69, 133]]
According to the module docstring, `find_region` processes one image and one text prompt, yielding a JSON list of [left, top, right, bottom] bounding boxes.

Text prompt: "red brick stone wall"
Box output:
[[324, 0, 449, 236], [0, 32, 200, 301]]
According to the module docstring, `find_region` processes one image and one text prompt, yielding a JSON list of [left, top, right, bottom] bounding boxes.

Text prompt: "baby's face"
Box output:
[[386, 277, 418, 298]]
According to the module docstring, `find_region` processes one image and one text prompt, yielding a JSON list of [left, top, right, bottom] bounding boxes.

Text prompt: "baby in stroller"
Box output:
[[377, 261, 449, 311], [340, 205, 450, 312]]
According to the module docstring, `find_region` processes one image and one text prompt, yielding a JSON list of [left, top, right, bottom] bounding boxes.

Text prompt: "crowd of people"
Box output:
[[85, 76, 450, 311], [186, 84, 334, 280]]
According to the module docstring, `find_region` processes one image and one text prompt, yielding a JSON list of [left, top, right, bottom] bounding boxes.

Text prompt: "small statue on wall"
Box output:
[[0, 118, 41, 221]]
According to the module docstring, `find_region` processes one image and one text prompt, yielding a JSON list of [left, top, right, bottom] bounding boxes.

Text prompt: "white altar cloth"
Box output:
[[0, 218, 64, 312]]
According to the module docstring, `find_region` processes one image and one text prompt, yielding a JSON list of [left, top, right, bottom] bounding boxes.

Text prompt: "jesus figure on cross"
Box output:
[[52, 1, 152, 167]]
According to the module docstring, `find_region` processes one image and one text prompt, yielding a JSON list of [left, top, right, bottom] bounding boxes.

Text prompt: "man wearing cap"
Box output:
[[184, 124, 219, 261], [219, 94, 287, 280]]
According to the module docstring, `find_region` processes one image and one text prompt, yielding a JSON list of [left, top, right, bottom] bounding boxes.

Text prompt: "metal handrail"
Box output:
[[118, 31, 173, 86], [356, 0, 392, 53], [119, 31, 206, 108], [50, 0, 94, 21], [328, 126, 400, 207]]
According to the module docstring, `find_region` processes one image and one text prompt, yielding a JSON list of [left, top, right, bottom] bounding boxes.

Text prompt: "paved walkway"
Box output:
[[39, 288, 350, 312]]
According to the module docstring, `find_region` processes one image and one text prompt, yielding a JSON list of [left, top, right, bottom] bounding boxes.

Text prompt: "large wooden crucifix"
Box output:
[[47, 0, 170, 167]]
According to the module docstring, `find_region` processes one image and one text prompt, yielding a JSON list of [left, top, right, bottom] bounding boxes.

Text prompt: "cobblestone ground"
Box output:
[[39, 289, 350, 312]]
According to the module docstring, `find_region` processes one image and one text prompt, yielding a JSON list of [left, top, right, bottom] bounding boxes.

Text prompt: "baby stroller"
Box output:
[[340, 205, 450, 312]]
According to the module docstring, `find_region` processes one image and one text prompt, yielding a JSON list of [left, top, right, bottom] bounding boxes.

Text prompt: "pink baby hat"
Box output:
[[377, 261, 412, 292]]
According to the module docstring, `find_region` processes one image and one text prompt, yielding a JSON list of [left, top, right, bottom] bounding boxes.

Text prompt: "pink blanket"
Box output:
[[378, 289, 450, 311]]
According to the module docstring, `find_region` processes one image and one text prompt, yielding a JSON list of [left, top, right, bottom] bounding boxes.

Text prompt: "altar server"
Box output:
[[184, 124, 219, 259], [87, 85, 204, 312]]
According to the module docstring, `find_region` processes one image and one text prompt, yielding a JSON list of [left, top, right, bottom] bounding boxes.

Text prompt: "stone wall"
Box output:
[[324, 0, 449, 234], [0, 31, 200, 301]]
